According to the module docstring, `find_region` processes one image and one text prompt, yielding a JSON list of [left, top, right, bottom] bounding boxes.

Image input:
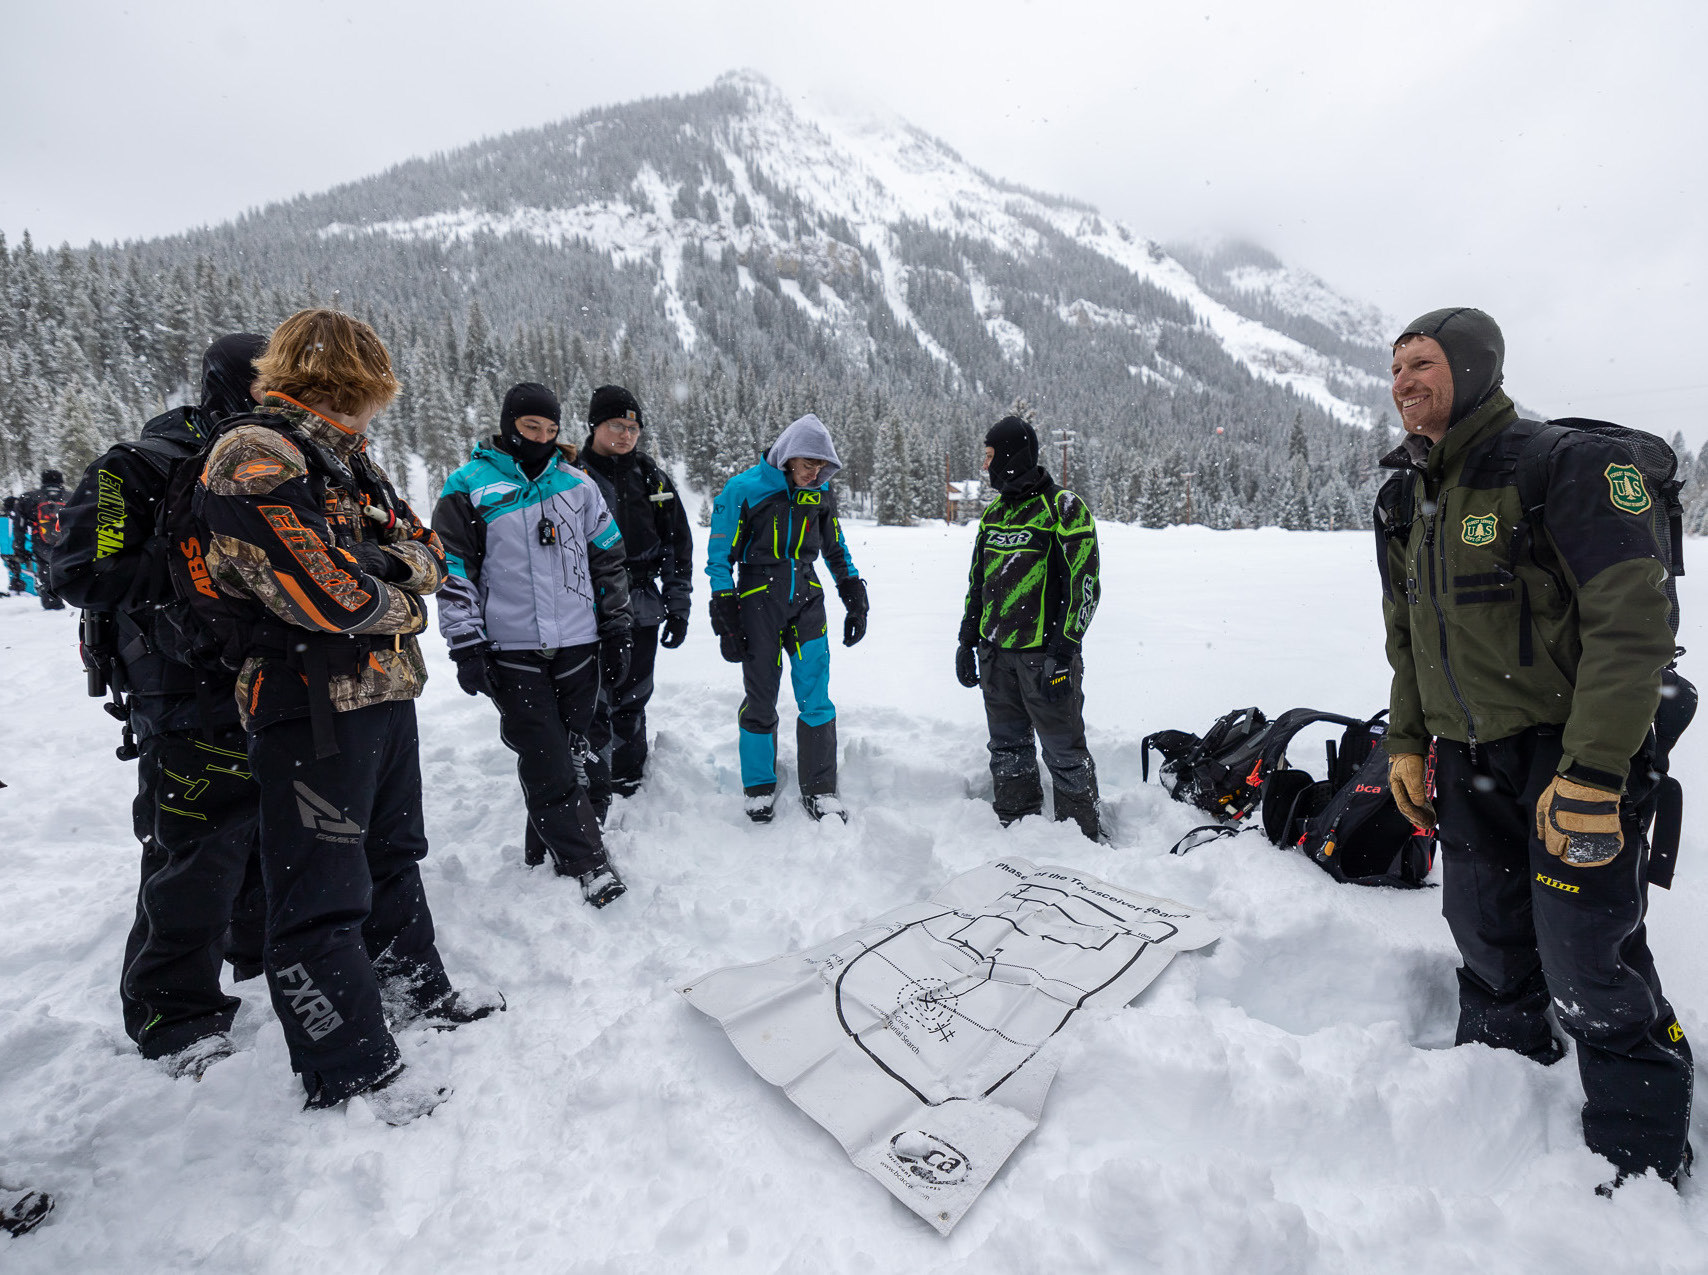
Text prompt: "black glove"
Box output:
[[1040, 649, 1076, 703], [837, 577, 868, 647], [710, 589, 746, 663], [451, 647, 492, 698], [660, 612, 689, 649], [601, 632, 632, 689], [955, 643, 980, 689], [350, 539, 408, 584]]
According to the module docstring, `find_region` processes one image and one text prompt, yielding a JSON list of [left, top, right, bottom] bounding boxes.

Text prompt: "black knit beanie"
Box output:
[[984, 415, 1041, 493], [200, 333, 267, 424], [588, 384, 643, 429]]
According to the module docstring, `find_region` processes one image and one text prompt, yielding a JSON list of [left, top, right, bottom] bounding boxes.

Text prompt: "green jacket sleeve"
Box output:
[[1051, 489, 1099, 647], [959, 517, 986, 647]]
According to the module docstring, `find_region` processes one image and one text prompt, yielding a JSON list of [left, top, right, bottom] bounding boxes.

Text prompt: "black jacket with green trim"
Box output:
[[959, 473, 1099, 653]]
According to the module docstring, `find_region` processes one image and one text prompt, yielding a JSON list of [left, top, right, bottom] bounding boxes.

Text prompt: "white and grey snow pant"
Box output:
[[1435, 727, 1692, 1180], [488, 643, 609, 876], [737, 579, 837, 797], [979, 645, 1099, 840]]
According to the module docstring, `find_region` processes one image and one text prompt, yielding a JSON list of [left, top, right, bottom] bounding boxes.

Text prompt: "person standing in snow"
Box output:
[[433, 382, 633, 906], [198, 309, 500, 1123], [1374, 307, 1690, 1191], [705, 413, 867, 823], [14, 469, 69, 609], [49, 334, 269, 1077], [2, 496, 28, 594], [573, 385, 693, 816], [955, 415, 1102, 840]]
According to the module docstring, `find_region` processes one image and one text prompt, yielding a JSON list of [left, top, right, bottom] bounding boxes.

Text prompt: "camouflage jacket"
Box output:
[[200, 396, 446, 729]]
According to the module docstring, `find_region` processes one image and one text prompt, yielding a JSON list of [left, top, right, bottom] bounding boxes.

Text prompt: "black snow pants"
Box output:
[[33, 550, 62, 609], [249, 699, 452, 1104], [736, 575, 836, 797], [586, 623, 660, 806], [489, 644, 608, 876], [979, 645, 1099, 840], [121, 727, 264, 1058], [1435, 727, 1692, 1179]]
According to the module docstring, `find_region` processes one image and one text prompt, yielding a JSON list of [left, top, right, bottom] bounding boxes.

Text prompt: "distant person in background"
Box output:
[[574, 385, 693, 816], [199, 308, 500, 1123], [1, 496, 28, 594], [50, 334, 270, 1078], [1375, 306, 1691, 1192], [14, 469, 69, 609], [705, 413, 866, 824], [433, 382, 633, 906], [956, 415, 1102, 840]]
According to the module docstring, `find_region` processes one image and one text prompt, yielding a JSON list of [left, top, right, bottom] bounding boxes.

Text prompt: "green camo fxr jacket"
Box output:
[[959, 477, 1100, 652], [1375, 391, 1673, 786]]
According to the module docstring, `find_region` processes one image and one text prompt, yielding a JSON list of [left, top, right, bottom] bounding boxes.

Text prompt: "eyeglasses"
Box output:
[[601, 421, 642, 437]]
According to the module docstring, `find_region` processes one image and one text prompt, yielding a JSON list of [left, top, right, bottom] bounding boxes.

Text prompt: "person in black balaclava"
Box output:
[[982, 414, 1047, 494], [433, 380, 634, 906], [494, 381, 565, 476], [1375, 307, 1693, 1191], [955, 415, 1103, 839], [47, 333, 271, 1077], [200, 332, 269, 426]]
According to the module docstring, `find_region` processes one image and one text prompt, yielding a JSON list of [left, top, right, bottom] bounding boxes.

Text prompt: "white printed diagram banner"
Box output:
[[679, 858, 1219, 1234]]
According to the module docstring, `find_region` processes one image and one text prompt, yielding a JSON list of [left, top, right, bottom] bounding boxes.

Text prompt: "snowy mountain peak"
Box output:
[[319, 73, 1393, 428]]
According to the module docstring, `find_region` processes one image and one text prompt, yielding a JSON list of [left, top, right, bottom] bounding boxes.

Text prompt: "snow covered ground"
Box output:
[[4, 521, 1708, 1273]]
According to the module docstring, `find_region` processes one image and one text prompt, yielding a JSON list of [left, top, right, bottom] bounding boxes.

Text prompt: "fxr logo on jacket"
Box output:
[[276, 963, 345, 1041]]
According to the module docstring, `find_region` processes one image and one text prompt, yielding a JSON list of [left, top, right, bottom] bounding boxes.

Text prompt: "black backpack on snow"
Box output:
[[1258, 713, 1436, 888], [1145, 707, 1436, 889]]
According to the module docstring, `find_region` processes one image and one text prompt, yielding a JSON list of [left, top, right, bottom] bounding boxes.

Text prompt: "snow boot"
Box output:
[[357, 1063, 451, 1126], [579, 863, 627, 908], [1597, 1142, 1693, 1198], [0, 1185, 53, 1237], [414, 986, 507, 1032], [802, 794, 848, 823], [163, 1032, 235, 1080], [744, 785, 777, 824]]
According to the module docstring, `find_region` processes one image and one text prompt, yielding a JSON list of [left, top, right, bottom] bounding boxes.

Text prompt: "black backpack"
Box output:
[[1258, 713, 1436, 888], [1142, 707, 1361, 824], [1515, 419, 1694, 888], [29, 486, 68, 549], [1148, 707, 1436, 889]]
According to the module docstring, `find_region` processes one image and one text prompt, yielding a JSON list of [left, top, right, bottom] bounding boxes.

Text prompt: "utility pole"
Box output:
[[1050, 428, 1077, 483], [1180, 471, 1196, 525], [944, 452, 952, 524]]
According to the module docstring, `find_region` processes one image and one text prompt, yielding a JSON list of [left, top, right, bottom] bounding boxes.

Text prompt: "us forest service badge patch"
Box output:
[[1462, 513, 1499, 547], [1605, 463, 1652, 515]]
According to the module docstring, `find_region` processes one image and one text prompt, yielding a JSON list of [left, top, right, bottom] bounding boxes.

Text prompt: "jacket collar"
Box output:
[[258, 393, 367, 461], [1426, 390, 1517, 479]]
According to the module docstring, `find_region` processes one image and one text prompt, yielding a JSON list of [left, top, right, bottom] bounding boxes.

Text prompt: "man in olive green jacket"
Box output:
[[1375, 307, 1690, 1189]]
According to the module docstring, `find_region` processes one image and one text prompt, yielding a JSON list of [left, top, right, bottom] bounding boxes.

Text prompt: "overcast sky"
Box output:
[[4, 1, 1702, 440]]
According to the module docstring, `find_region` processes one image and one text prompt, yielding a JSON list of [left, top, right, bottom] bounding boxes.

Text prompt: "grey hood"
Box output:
[[765, 413, 841, 481]]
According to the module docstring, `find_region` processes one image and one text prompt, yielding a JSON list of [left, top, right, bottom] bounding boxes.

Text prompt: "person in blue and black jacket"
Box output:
[[706, 413, 867, 824], [433, 382, 633, 907]]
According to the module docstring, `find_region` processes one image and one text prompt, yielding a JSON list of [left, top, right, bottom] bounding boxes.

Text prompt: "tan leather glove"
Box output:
[[1388, 753, 1435, 831], [1535, 775, 1623, 867]]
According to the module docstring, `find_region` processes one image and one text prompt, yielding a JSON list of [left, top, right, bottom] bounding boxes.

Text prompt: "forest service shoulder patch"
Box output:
[[1605, 464, 1652, 515]]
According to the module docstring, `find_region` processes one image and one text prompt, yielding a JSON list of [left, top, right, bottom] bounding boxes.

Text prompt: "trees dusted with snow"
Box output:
[[1, 79, 1601, 532]]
